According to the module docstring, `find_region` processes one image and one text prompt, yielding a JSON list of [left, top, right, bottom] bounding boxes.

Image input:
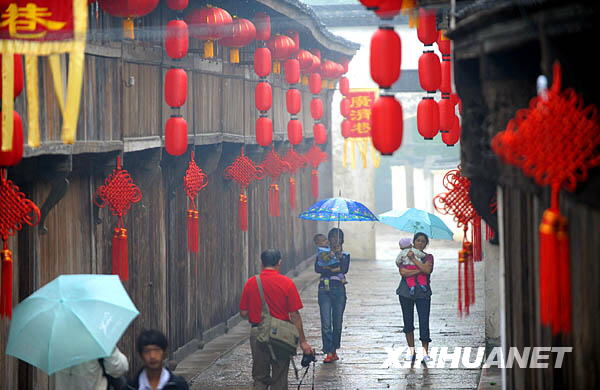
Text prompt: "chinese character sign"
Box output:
[[0, 0, 87, 152], [346, 89, 376, 138]]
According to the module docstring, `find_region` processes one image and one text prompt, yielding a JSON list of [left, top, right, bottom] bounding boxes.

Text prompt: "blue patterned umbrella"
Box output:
[[299, 197, 378, 222]]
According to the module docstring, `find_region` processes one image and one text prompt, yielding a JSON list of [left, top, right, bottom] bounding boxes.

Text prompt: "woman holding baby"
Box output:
[[395, 232, 434, 362]]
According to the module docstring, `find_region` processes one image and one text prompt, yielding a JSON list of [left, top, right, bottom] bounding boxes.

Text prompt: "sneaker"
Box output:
[[332, 352, 339, 361], [403, 352, 416, 361], [409, 286, 415, 296], [422, 355, 433, 363], [323, 354, 335, 363]]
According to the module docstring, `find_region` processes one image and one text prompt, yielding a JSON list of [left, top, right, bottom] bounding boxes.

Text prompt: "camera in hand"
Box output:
[[301, 352, 316, 367]]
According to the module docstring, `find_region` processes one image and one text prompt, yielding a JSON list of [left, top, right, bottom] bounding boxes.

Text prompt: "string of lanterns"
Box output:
[[254, 12, 273, 147]]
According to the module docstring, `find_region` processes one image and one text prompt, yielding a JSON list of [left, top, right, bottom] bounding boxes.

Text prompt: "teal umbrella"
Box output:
[[6, 274, 139, 374], [379, 208, 454, 240]]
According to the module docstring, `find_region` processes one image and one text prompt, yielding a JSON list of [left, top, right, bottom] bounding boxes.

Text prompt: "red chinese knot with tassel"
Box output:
[[183, 151, 208, 253]]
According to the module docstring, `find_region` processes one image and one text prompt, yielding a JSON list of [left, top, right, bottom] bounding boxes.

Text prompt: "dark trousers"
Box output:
[[318, 285, 347, 354], [398, 295, 432, 343], [249, 328, 290, 390]]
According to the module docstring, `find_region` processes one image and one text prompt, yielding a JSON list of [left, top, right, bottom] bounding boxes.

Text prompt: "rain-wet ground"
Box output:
[[187, 225, 485, 389]]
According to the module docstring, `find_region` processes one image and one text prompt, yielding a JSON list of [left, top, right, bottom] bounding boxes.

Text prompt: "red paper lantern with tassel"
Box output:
[[267, 35, 295, 74], [220, 17, 256, 64], [287, 31, 300, 56], [285, 59, 301, 84], [183, 151, 208, 253], [417, 8, 438, 45], [164, 68, 188, 108], [286, 89, 301, 115], [297, 50, 314, 73], [0, 169, 41, 318], [311, 98, 324, 120], [165, 116, 188, 156], [417, 98, 439, 140], [254, 12, 271, 41], [98, 0, 160, 39], [255, 82, 272, 112], [370, 27, 401, 88], [442, 114, 461, 146], [313, 123, 327, 145], [0, 55, 23, 98], [185, 6, 232, 58], [309, 73, 322, 94], [0, 111, 24, 167], [371, 95, 403, 155], [165, 20, 189, 59], [437, 30, 452, 57], [418, 51, 441, 92], [167, 0, 188, 11], [256, 117, 273, 147], [287, 119, 303, 145], [254, 47, 272, 77], [438, 97, 454, 133], [339, 76, 350, 96], [94, 157, 142, 281]]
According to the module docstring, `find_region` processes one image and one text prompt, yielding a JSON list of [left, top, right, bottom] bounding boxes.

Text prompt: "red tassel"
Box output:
[[112, 227, 129, 281], [311, 169, 319, 199], [268, 184, 280, 217], [472, 216, 482, 261], [539, 208, 560, 328], [458, 249, 465, 317], [485, 223, 495, 241], [1, 248, 13, 318], [239, 192, 248, 231], [556, 215, 572, 334], [289, 177, 296, 210], [187, 209, 199, 253]]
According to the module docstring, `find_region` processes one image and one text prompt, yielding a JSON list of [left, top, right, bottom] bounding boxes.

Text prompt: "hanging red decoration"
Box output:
[[440, 59, 452, 96], [374, 0, 402, 19], [254, 47, 272, 78], [183, 151, 208, 253], [286, 31, 300, 56], [442, 114, 461, 146], [94, 157, 142, 282], [472, 215, 482, 262], [0, 55, 23, 98], [0, 169, 40, 318], [164, 68, 188, 108], [297, 50, 314, 83], [286, 89, 301, 115], [220, 17, 256, 64], [437, 30, 452, 58], [304, 145, 328, 199], [165, 20, 189, 59], [438, 97, 454, 133], [287, 119, 303, 145], [254, 12, 271, 42], [309, 52, 322, 74], [98, 0, 160, 40], [267, 35, 295, 74], [167, 0, 188, 11], [256, 117, 273, 147], [261, 149, 291, 217], [340, 98, 351, 117], [0, 111, 23, 167], [285, 59, 301, 85], [339, 77, 350, 96], [165, 116, 188, 156], [371, 95, 403, 155], [417, 8, 438, 45], [283, 148, 307, 210], [186, 6, 233, 58], [341, 119, 352, 138], [309, 73, 322, 95], [255, 82, 272, 112], [418, 51, 441, 92], [311, 98, 324, 120], [224, 148, 265, 231], [313, 123, 327, 145], [340, 57, 350, 74], [359, 0, 384, 10], [370, 27, 401, 88], [417, 98, 439, 140]]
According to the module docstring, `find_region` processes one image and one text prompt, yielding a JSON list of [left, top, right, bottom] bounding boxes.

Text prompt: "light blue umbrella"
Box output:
[[379, 208, 454, 240], [6, 274, 139, 374]]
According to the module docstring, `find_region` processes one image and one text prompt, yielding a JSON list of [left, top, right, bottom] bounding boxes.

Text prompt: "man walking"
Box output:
[[240, 248, 314, 390]]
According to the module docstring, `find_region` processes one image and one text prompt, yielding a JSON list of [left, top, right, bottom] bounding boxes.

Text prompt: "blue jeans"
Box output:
[[318, 285, 347, 354], [398, 295, 432, 343]]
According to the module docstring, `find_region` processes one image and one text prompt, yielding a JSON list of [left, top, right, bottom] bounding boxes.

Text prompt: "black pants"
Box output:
[[398, 295, 432, 343]]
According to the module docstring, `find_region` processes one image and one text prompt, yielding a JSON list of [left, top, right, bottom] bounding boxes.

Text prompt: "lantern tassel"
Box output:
[[1, 248, 13, 318], [273, 61, 281, 74], [187, 209, 199, 253], [123, 18, 135, 40], [486, 223, 495, 241], [230, 48, 240, 64], [311, 169, 319, 199], [289, 177, 296, 210], [556, 215, 572, 334], [458, 249, 465, 317], [204, 40, 215, 59], [269, 184, 280, 217], [473, 216, 482, 261], [539, 208, 559, 328], [239, 192, 248, 231], [112, 227, 128, 281]]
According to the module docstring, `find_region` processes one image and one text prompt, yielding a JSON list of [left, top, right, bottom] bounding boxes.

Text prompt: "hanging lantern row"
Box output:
[[254, 13, 273, 147]]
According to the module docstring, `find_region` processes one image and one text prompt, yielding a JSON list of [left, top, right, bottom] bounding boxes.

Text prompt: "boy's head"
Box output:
[[137, 329, 168, 371], [261, 248, 282, 267], [313, 234, 329, 247], [399, 238, 413, 249]]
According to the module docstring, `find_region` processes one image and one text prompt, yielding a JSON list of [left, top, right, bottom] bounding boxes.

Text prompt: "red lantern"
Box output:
[[267, 35, 295, 74], [285, 59, 300, 84], [165, 68, 188, 108], [371, 95, 403, 155], [374, 0, 402, 20], [286, 89, 301, 115], [287, 31, 300, 55], [254, 12, 271, 41], [340, 98, 351, 117], [437, 30, 451, 58], [341, 119, 352, 138], [254, 47, 272, 77], [417, 8, 438, 45], [255, 82, 272, 112], [220, 17, 256, 64], [359, 0, 384, 9], [256, 117, 273, 146], [339, 77, 350, 96], [165, 20, 189, 59], [320, 60, 337, 80], [310, 98, 324, 120], [370, 27, 401, 88], [0, 55, 23, 98], [0, 111, 23, 167], [309, 73, 322, 95], [442, 115, 461, 146], [297, 50, 314, 73], [439, 98, 454, 133], [441, 59, 452, 95], [418, 51, 441, 92], [165, 116, 188, 156], [167, 0, 188, 11], [98, 0, 160, 39], [417, 98, 439, 140], [288, 120, 303, 145], [313, 123, 327, 145], [309, 53, 322, 73], [186, 6, 232, 58], [340, 58, 350, 74]]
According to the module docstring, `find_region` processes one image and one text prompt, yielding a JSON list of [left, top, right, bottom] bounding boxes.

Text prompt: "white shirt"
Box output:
[[395, 247, 426, 268], [139, 367, 170, 390], [54, 347, 128, 390]]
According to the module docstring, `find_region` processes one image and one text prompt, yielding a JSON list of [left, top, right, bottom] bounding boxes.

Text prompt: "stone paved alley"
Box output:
[[182, 225, 485, 389]]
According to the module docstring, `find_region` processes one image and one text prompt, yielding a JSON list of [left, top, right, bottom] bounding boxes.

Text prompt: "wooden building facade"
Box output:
[[0, 1, 358, 388]]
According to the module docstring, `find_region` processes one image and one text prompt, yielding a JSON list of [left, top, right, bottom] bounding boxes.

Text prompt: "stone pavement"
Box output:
[[180, 225, 485, 389]]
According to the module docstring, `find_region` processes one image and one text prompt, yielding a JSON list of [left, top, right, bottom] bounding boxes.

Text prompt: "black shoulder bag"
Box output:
[[98, 358, 130, 390]]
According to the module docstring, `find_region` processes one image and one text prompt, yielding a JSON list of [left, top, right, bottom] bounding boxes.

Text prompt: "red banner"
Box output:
[[0, 0, 74, 41], [345, 89, 377, 138]]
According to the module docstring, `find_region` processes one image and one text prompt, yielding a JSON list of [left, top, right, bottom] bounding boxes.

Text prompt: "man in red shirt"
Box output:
[[240, 249, 313, 390]]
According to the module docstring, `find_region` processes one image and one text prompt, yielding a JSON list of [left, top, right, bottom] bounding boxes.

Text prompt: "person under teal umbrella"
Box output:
[[378, 208, 454, 240]]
